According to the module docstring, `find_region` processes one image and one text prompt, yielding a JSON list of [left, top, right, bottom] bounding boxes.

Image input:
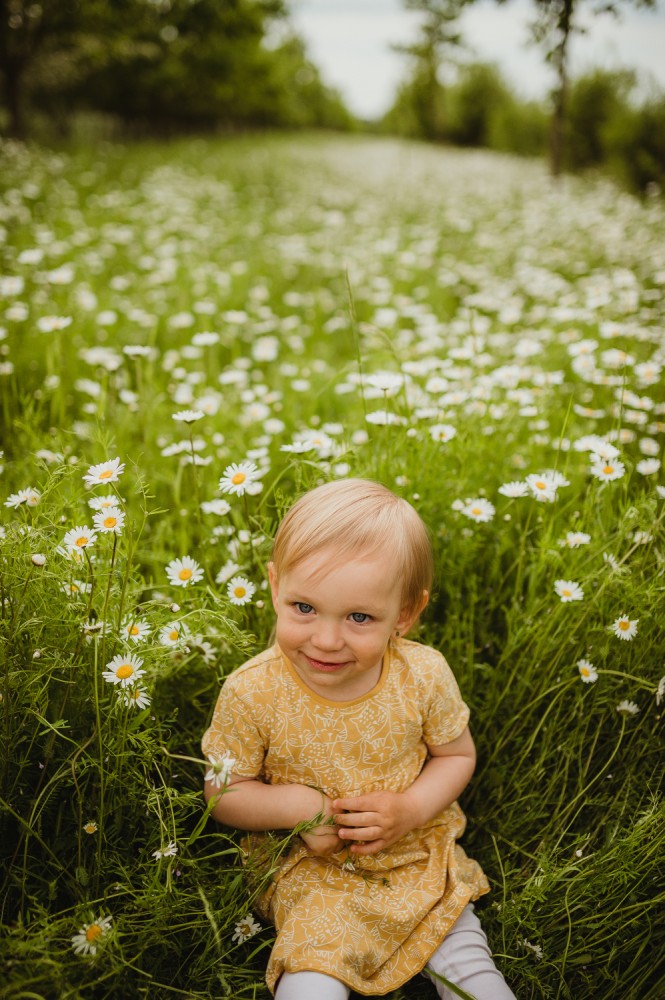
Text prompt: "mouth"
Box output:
[[304, 654, 349, 673]]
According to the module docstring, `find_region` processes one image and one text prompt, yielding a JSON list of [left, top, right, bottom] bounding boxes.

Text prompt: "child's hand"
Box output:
[[332, 791, 415, 856], [300, 792, 343, 857]]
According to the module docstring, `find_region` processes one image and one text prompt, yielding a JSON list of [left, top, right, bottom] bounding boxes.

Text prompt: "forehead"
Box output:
[[283, 546, 402, 608]]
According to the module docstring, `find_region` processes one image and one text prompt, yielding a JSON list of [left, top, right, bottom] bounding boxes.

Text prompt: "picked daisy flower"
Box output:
[[616, 699, 640, 717], [610, 615, 638, 641], [92, 506, 125, 534], [165, 556, 204, 588], [121, 617, 151, 643], [122, 687, 151, 710], [205, 751, 237, 788], [460, 498, 495, 523], [577, 658, 598, 683], [159, 621, 190, 646], [102, 653, 145, 688], [218, 461, 262, 497], [83, 457, 125, 487], [554, 580, 584, 602], [71, 914, 112, 957], [227, 575, 256, 605], [232, 914, 261, 944], [62, 526, 97, 553]]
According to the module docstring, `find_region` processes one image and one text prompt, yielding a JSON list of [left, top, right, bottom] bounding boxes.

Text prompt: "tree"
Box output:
[[392, 0, 473, 141], [518, 0, 658, 177]]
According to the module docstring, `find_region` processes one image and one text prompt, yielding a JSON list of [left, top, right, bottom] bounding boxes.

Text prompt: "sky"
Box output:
[[290, 0, 665, 119]]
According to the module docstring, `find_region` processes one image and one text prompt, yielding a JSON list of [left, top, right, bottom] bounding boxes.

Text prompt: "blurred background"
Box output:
[[1, 0, 664, 193]]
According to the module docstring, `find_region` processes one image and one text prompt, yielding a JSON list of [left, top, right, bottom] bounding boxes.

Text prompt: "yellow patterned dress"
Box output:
[[201, 637, 489, 996]]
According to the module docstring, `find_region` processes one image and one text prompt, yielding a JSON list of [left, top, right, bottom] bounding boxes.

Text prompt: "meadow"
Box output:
[[0, 132, 663, 999]]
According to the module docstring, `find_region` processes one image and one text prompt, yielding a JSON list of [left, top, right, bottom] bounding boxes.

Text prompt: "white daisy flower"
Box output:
[[460, 498, 495, 523], [4, 487, 41, 508], [232, 914, 261, 944], [200, 498, 232, 516], [62, 526, 97, 552], [590, 456, 625, 482], [610, 615, 638, 641], [62, 580, 92, 597], [205, 751, 237, 788], [31, 553, 46, 566], [71, 914, 112, 957], [429, 423, 457, 443], [215, 560, 240, 585], [165, 556, 204, 587], [635, 458, 660, 476], [616, 699, 640, 717], [83, 457, 125, 487], [172, 409, 205, 423], [577, 658, 598, 683], [498, 481, 529, 498], [227, 576, 256, 605], [559, 531, 591, 548], [122, 687, 151, 710], [121, 618, 151, 643], [102, 653, 145, 688], [218, 461, 262, 496], [152, 841, 178, 859], [82, 820, 98, 835], [554, 580, 584, 602], [88, 494, 125, 511], [159, 621, 190, 646], [365, 410, 407, 426], [37, 315, 72, 333], [526, 472, 559, 502], [657, 486, 665, 499], [92, 507, 125, 534]]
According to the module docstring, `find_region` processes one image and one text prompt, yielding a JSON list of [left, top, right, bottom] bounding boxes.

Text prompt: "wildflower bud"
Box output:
[[170, 603, 180, 613], [255, 600, 265, 609], [31, 553, 46, 565], [33, 649, 42, 659]]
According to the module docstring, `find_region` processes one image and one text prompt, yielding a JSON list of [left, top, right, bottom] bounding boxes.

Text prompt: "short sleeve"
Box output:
[[201, 680, 267, 778], [421, 652, 470, 747]]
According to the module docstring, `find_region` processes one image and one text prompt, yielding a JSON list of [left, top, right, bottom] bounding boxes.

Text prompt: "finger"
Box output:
[[333, 795, 379, 813], [349, 839, 385, 856], [338, 824, 382, 842], [334, 811, 377, 828]]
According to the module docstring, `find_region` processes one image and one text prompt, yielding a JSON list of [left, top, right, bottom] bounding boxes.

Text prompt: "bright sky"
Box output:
[[290, 0, 665, 119]]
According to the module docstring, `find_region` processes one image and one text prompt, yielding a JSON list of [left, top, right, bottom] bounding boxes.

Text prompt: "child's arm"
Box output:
[[332, 725, 476, 857], [204, 775, 342, 856]]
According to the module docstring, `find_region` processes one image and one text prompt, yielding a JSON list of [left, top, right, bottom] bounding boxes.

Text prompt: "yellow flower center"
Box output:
[[129, 625, 139, 636], [179, 568, 193, 581], [76, 536, 89, 547], [562, 588, 572, 597], [470, 507, 481, 516], [84, 823, 97, 834], [580, 667, 590, 676], [116, 664, 133, 679], [535, 481, 546, 490], [603, 465, 614, 475], [85, 924, 103, 942], [99, 469, 113, 479], [169, 629, 179, 640], [619, 620, 630, 630], [232, 471, 246, 485], [104, 516, 117, 529], [234, 586, 246, 598]]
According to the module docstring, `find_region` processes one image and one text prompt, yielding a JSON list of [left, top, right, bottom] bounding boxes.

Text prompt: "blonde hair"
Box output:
[[271, 479, 433, 615]]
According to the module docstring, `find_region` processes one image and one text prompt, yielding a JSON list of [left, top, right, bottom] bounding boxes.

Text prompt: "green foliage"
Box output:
[[0, 133, 664, 998]]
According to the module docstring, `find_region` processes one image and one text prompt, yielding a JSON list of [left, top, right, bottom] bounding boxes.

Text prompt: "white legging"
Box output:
[[274, 904, 516, 1000]]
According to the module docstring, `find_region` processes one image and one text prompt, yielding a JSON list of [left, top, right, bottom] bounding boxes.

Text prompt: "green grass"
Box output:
[[0, 132, 663, 999]]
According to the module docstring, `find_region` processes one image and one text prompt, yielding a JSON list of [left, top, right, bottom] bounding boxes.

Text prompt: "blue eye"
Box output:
[[349, 612, 371, 624], [295, 602, 314, 614]]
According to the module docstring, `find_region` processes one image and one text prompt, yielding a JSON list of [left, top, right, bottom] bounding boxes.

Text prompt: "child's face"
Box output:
[[269, 546, 418, 701]]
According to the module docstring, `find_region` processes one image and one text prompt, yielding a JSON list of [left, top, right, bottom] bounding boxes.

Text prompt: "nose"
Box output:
[[311, 619, 344, 652]]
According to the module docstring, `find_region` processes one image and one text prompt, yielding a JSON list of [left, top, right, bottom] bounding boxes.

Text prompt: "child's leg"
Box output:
[[274, 971, 350, 1000], [423, 904, 516, 1000]]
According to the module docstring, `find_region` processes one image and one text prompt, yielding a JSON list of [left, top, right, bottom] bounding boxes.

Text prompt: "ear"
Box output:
[[268, 562, 279, 613], [396, 589, 429, 636]]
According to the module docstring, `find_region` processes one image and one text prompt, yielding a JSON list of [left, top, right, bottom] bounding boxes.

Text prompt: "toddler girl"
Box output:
[[202, 479, 515, 1000]]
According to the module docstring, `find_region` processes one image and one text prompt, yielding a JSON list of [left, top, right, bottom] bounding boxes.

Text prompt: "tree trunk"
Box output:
[[549, 0, 574, 178]]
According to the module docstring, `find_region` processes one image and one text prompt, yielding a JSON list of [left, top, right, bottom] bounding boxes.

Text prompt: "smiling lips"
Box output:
[[305, 655, 349, 673]]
